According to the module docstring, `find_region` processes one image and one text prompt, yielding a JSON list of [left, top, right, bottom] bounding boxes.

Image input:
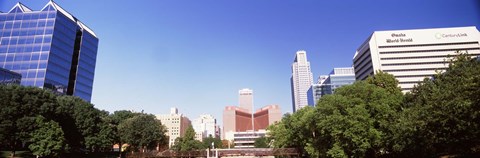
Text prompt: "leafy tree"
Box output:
[[0, 85, 57, 157], [254, 136, 269, 148], [118, 114, 167, 152], [268, 72, 403, 157], [28, 116, 65, 157], [366, 70, 402, 95], [202, 135, 223, 149], [106, 110, 139, 146], [399, 52, 480, 156], [55, 96, 114, 152], [172, 126, 204, 151]]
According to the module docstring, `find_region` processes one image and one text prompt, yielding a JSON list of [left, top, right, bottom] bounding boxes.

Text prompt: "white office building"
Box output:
[[192, 114, 217, 141], [290, 50, 314, 112], [353, 26, 480, 92], [156, 108, 191, 147]]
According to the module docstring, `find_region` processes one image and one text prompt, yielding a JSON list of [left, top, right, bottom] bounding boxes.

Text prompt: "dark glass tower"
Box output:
[[0, 1, 98, 101]]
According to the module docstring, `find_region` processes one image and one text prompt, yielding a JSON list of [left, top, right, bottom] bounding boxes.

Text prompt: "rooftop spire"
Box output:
[[8, 2, 33, 13]]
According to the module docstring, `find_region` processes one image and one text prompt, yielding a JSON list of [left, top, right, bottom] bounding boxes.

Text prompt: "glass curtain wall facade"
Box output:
[[307, 67, 355, 106], [0, 2, 98, 101]]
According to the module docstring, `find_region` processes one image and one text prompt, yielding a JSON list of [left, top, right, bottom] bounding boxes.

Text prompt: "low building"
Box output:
[[233, 130, 267, 148], [0, 67, 21, 85]]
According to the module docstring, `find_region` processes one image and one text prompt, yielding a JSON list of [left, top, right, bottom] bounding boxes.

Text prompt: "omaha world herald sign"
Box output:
[[386, 33, 413, 43], [374, 26, 478, 46]]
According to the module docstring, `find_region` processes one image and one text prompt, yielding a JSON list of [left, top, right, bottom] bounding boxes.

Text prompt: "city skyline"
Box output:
[[1, 0, 478, 126]]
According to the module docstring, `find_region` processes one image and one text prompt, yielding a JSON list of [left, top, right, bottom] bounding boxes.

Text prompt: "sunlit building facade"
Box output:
[[307, 67, 355, 105], [353, 26, 480, 92], [223, 105, 281, 141], [290, 50, 313, 112], [192, 114, 217, 141], [0, 2, 98, 101], [238, 88, 253, 112], [156, 108, 192, 147]]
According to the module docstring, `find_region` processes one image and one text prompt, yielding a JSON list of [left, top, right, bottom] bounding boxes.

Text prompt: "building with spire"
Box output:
[[290, 50, 314, 112], [0, 1, 98, 101]]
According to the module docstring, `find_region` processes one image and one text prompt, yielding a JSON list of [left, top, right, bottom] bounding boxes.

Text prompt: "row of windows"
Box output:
[[354, 48, 371, 62], [399, 81, 422, 84], [379, 47, 479, 54], [383, 68, 447, 72], [378, 42, 479, 48], [381, 61, 448, 66], [380, 53, 480, 60], [1, 27, 54, 37], [353, 53, 372, 72], [0, 11, 56, 21], [0, 52, 49, 62], [0, 44, 51, 54], [354, 60, 372, 78], [394, 74, 433, 78], [21, 78, 45, 87], [1, 35, 53, 46], [1, 19, 55, 29]]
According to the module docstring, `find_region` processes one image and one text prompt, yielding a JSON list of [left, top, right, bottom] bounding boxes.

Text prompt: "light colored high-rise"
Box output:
[[156, 107, 191, 147], [307, 67, 356, 105], [238, 88, 253, 112], [290, 50, 314, 112], [192, 114, 217, 141], [353, 26, 480, 92]]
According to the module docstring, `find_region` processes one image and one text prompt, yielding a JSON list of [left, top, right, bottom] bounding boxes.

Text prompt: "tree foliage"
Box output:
[[172, 126, 204, 151], [28, 116, 65, 157], [202, 135, 223, 149], [254, 136, 269, 148], [118, 114, 167, 152], [399, 53, 480, 156], [0, 85, 167, 156], [268, 52, 480, 157]]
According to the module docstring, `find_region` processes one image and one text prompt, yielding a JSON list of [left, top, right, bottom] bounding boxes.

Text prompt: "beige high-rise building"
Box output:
[[291, 50, 314, 112], [238, 88, 253, 112], [156, 107, 191, 147]]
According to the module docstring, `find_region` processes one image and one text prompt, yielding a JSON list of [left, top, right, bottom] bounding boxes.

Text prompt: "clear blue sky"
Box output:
[[1, 0, 479, 126]]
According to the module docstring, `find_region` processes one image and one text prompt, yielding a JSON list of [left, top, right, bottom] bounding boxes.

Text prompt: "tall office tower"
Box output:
[[238, 88, 253, 112], [192, 114, 217, 141], [156, 108, 192, 147], [0, 2, 99, 101], [307, 67, 356, 105], [353, 26, 480, 92], [290, 50, 313, 112]]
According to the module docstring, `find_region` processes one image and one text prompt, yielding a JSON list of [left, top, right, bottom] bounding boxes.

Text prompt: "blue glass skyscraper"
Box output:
[[0, 1, 98, 101]]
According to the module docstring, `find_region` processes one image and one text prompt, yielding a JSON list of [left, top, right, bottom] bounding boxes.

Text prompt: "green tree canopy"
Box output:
[[118, 114, 167, 152], [172, 125, 204, 151], [28, 116, 65, 157], [399, 53, 480, 156], [202, 135, 223, 149]]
